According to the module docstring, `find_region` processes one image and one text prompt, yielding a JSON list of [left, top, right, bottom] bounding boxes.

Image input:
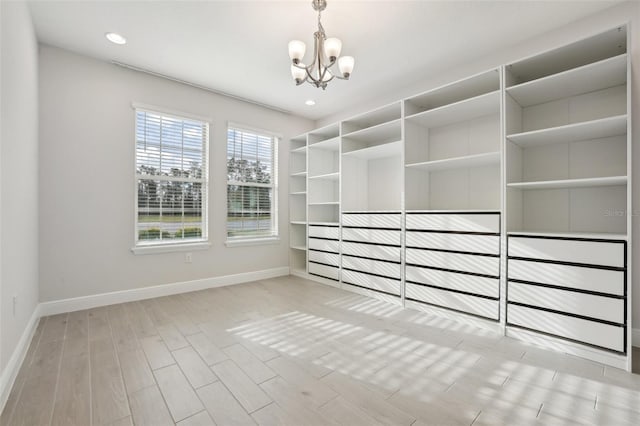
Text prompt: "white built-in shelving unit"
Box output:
[[404, 69, 501, 211], [288, 25, 632, 371], [342, 103, 403, 212], [503, 26, 631, 369], [289, 134, 308, 276]]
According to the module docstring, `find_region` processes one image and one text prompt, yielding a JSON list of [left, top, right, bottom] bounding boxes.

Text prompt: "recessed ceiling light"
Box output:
[[105, 32, 127, 45], [305, 100, 316, 106]]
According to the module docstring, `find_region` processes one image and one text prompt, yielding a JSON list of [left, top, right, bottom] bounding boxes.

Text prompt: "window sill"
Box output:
[[225, 237, 280, 248], [131, 241, 211, 255]]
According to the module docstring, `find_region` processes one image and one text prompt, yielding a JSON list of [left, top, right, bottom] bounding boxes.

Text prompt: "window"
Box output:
[[135, 107, 209, 249], [227, 125, 278, 242]]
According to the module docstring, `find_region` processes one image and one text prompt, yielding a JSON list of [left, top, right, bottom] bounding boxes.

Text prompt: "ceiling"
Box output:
[[28, 0, 621, 121]]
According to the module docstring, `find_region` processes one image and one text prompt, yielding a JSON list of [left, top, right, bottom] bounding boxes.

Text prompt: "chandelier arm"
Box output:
[[289, 0, 352, 89]]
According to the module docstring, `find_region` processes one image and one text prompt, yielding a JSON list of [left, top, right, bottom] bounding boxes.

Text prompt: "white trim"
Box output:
[[131, 241, 211, 255], [405, 299, 503, 335], [0, 304, 41, 414], [225, 237, 280, 248], [633, 328, 640, 348], [39, 266, 290, 317], [506, 327, 628, 371], [131, 101, 212, 124], [227, 121, 283, 139]]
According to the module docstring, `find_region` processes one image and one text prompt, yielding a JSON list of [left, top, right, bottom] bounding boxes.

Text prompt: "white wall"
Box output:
[[318, 1, 640, 331], [38, 46, 313, 302], [0, 1, 40, 375]]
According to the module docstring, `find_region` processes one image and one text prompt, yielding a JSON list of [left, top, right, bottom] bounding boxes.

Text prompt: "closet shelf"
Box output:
[[342, 118, 401, 143], [342, 103, 402, 135], [309, 136, 340, 151], [289, 191, 307, 195], [309, 201, 340, 206], [406, 151, 500, 172], [290, 171, 307, 177], [342, 140, 402, 160], [406, 209, 501, 214], [508, 175, 627, 190], [508, 230, 627, 241], [290, 245, 308, 251], [506, 53, 627, 107], [405, 90, 500, 128], [308, 172, 340, 181], [309, 221, 339, 226], [290, 221, 307, 225], [290, 145, 307, 153], [507, 115, 627, 147]]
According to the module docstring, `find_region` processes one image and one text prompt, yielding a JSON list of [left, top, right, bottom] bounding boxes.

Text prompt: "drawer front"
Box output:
[[309, 262, 340, 281], [406, 232, 499, 255], [309, 225, 340, 240], [342, 242, 401, 263], [342, 228, 401, 246], [309, 238, 340, 253], [406, 283, 499, 320], [342, 269, 401, 296], [309, 250, 340, 267], [342, 213, 401, 229], [406, 249, 499, 276], [508, 259, 625, 296], [509, 237, 624, 268], [508, 304, 624, 352], [342, 256, 401, 279], [406, 266, 499, 298], [406, 213, 499, 233], [508, 282, 624, 324]]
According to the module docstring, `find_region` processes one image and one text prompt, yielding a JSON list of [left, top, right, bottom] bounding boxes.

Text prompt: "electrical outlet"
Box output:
[[13, 295, 17, 317], [185, 252, 193, 263]]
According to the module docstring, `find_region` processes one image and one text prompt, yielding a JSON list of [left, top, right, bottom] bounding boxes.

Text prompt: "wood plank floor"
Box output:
[[2, 275, 640, 426]]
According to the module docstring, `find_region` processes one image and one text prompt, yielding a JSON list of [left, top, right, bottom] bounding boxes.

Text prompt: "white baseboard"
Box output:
[[1, 266, 289, 415], [0, 304, 41, 415], [633, 328, 640, 348], [506, 327, 628, 371], [40, 266, 290, 316]]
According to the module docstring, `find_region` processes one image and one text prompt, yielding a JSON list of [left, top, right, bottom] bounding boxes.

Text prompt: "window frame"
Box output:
[[131, 103, 211, 255], [225, 122, 280, 247]]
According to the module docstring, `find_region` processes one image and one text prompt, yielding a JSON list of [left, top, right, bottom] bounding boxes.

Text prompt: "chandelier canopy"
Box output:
[[288, 0, 355, 90]]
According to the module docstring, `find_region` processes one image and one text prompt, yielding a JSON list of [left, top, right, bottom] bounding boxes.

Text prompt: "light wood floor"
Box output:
[[1, 275, 639, 426]]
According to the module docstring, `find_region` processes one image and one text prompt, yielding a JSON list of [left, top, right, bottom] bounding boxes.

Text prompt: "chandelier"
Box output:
[[288, 0, 355, 90]]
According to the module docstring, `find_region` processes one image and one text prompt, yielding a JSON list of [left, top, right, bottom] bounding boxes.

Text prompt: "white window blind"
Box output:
[[227, 126, 278, 239], [135, 108, 209, 246]]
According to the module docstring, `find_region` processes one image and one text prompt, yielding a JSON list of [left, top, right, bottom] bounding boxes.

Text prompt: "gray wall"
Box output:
[[38, 45, 313, 302], [0, 1, 40, 374]]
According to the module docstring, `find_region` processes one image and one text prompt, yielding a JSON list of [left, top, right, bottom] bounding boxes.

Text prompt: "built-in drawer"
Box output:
[[508, 259, 625, 296], [508, 282, 624, 324], [309, 225, 340, 240], [406, 232, 499, 255], [406, 266, 499, 298], [341, 269, 401, 296], [406, 283, 499, 320], [309, 262, 340, 281], [342, 256, 400, 279], [406, 213, 499, 233], [406, 249, 499, 276], [309, 238, 340, 253], [309, 250, 340, 267], [507, 304, 625, 352], [342, 213, 401, 229], [342, 228, 401, 246], [509, 236, 625, 268], [342, 242, 400, 263]]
